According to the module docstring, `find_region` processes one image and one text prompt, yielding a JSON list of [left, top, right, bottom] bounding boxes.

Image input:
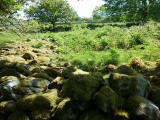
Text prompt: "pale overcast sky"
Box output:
[[67, 0, 105, 18]]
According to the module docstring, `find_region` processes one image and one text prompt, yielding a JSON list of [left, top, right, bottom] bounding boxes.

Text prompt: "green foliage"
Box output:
[[100, 0, 160, 22], [25, 0, 78, 26], [1, 22, 160, 71]]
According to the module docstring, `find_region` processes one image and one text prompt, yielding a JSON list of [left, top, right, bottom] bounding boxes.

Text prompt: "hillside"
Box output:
[[0, 22, 160, 120]]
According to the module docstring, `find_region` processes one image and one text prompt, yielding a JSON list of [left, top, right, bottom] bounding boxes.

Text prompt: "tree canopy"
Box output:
[[25, 0, 78, 26], [0, 0, 35, 15], [94, 0, 160, 22]]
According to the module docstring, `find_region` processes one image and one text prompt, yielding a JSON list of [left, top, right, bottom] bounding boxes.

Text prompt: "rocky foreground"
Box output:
[[0, 39, 160, 120]]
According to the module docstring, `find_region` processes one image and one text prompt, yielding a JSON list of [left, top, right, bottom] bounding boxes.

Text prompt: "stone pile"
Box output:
[[0, 40, 160, 120]]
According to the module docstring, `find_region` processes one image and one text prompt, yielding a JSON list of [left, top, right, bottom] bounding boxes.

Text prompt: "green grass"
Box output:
[[0, 22, 160, 72]]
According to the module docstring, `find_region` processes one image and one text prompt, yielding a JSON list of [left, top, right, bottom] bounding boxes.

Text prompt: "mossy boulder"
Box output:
[[0, 76, 19, 84], [0, 80, 21, 100], [31, 109, 52, 120], [148, 86, 160, 109], [31, 72, 53, 81], [61, 65, 77, 79], [16, 92, 61, 111], [128, 57, 145, 70], [52, 98, 89, 120], [43, 67, 59, 78], [108, 65, 151, 98], [22, 52, 36, 60], [93, 86, 122, 113], [0, 60, 15, 69], [127, 95, 160, 120], [0, 77, 50, 100], [8, 110, 29, 120], [0, 68, 20, 78], [59, 73, 104, 101], [0, 101, 16, 113], [48, 77, 66, 90], [15, 63, 32, 76]]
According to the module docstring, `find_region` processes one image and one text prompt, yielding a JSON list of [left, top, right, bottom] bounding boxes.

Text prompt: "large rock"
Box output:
[[0, 101, 16, 113], [48, 76, 66, 90], [108, 65, 151, 98], [0, 68, 20, 78], [127, 95, 160, 120], [31, 109, 52, 120], [15, 63, 32, 76], [52, 98, 90, 120], [8, 110, 29, 120], [93, 86, 122, 113], [148, 86, 160, 109], [16, 92, 61, 111], [22, 52, 36, 60], [0, 77, 50, 100], [59, 73, 104, 101]]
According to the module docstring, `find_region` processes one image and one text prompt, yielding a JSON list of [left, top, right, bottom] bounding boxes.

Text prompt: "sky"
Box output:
[[67, 0, 105, 18]]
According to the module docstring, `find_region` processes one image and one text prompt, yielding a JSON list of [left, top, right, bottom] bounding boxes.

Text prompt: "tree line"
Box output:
[[0, 0, 160, 28]]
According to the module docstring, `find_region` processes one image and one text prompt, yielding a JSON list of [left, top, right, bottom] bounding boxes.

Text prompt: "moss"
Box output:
[[0, 60, 15, 69], [127, 95, 146, 112], [0, 76, 19, 84], [114, 110, 129, 120], [48, 77, 66, 90], [0, 101, 8, 113], [128, 57, 145, 71], [31, 73, 53, 81], [16, 92, 61, 111], [93, 86, 122, 113], [61, 65, 77, 78], [109, 73, 151, 98], [59, 73, 104, 101], [15, 63, 32, 76], [8, 110, 29, 120], [31, 109, 52, 120]]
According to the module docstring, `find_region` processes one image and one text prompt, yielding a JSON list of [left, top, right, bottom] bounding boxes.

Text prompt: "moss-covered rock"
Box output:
[[52, 98, 89, 120], [0, 68, 20, 78], [127, 95, 160, 120], [8, 110, 29, 120], [31, 72, 53, 81], [59, 73, 104, 101], [61, 65, 77, 79], [0, 77, 50, 100], [0, 60, 15, 69], [148, 86, 160, 109], [16, 92, 61, 111], [31, 109, 52, 120], [48, 77, 66, 90], [0, 76, 19, 84], [93, 86, 122, 113], [44, 67, 59, 78], [15, 63, 32, 76], [108, 65, 151, 98], [22, 52, 36, 60], [0, 101, 16, 113], [128, 57, 146, 71]]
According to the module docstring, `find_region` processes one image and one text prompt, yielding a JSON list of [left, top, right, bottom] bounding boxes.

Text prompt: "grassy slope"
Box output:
[[0, 22, 160, 71]]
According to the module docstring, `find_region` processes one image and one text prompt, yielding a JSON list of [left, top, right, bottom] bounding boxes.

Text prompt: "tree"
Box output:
[[102, 0, 159, 22], [92, 6, 106, 21], [0, 0, 35, 15], [25, 0, 78, 26]]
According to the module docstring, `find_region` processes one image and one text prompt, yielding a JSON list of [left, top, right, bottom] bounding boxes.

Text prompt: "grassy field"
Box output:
[[0, 22, 160, 71]]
